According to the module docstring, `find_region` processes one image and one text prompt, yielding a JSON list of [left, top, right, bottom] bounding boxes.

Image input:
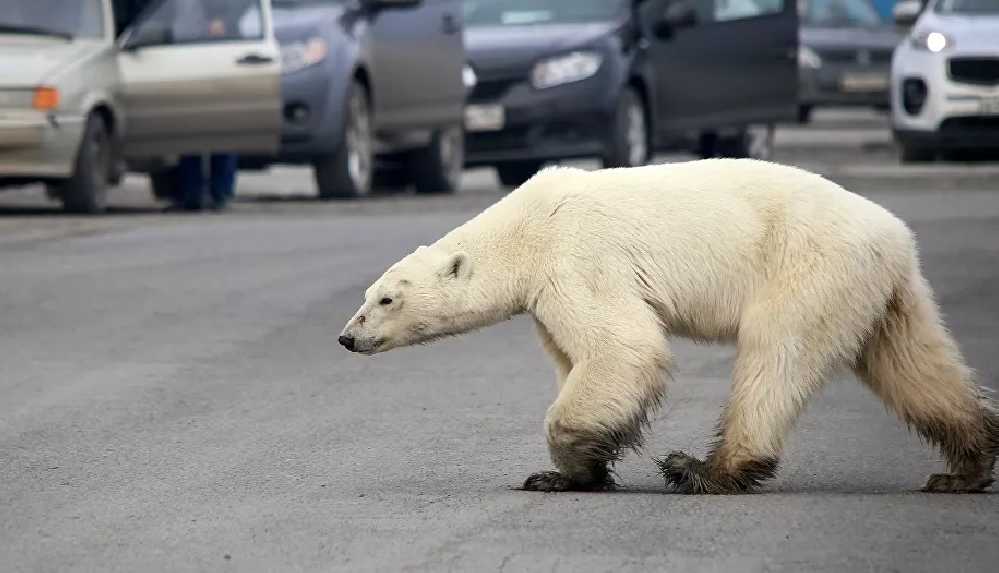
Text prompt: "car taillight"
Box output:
[[902, 78, 927, 116]]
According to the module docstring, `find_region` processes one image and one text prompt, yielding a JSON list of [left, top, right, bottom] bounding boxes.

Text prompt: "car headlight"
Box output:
[[910, 30, 953, 53], [281, 37, 329, 74], [530, 51, 603, 89], [798, 46, 822, 70], [463, 64, 477, 91]]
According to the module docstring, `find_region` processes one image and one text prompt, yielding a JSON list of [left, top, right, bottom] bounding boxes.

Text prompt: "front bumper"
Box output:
[[241, 64, 344, 169], [799, 64, 891, 107], [463, 70, 618, 167], [892, 46, 999, 146], [0, 110, 83, 180]]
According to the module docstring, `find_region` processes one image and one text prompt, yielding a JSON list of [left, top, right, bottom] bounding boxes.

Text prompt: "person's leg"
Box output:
[[176, 154, 205, 210], [209, 153, 238, 209]]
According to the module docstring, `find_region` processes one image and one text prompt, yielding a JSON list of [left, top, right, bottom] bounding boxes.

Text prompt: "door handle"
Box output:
[[236, 53, 274, 65], [442, 13, 459, 35]]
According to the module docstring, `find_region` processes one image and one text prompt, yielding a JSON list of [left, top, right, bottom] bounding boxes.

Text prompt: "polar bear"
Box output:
[[339, 159, 997, 494]]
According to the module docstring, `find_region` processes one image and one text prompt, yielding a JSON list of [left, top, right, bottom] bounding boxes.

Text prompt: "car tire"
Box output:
[[314, 81, 373, 199], [699, 124, 775, 160], [371, 166, 410, 192], [495, 160, 544, 187], [59, 113, 112, 214], [602, 87, 649, 169], [798, 105, 813, 124], [409, 126, 464, 194], [900, 143, 935, 163], [149, 167, 180, 201]]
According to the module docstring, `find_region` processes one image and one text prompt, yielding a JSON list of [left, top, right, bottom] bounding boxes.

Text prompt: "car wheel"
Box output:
[[409, 125, 464, 194], [798, 105, 813, 124], [602, 87, 649, 169], [371, 166, 410, 192], [495, 160, 544, 187], [149, 167, 180, 201], [59, 113, 112, 214], [314, 82, 373, 199], [900, 143, 936, 163], [699, 124, 775, 160]]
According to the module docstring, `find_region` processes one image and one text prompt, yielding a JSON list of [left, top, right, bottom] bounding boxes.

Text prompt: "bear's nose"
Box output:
[[338, 335, 355, 351]]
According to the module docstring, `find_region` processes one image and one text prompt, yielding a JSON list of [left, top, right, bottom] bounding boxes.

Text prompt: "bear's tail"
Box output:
[[855, 267, 997, 489]]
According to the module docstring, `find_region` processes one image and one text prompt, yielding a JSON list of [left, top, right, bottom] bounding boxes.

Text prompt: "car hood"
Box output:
[[800, 26, 902, 51], [465, 21, 618, 75], [915, 13, 999, 51], [0, 36, 104, 87], [272, 2, 345, 42]]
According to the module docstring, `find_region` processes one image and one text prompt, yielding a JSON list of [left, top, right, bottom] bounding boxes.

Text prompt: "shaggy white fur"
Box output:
[[341, 159, 997, 493]]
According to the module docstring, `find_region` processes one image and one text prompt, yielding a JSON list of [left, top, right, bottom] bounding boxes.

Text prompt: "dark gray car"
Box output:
[[462, 0, 800, 187], [797, 0, 901, 122], [243, 0, 467, 197]]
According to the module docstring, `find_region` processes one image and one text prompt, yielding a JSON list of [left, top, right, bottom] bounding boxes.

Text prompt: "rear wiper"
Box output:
[[0, 24, 72, 40]]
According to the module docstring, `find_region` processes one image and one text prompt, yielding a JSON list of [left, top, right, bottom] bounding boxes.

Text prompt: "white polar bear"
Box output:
[[339, 159, 997, 494]]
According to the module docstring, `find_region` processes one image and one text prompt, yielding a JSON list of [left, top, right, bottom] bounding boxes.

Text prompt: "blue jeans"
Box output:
[[176, 153, 238, 209]]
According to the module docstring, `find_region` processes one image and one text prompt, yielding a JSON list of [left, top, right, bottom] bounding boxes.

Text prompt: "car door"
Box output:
[[366, 0, 464, 132], [640, 0, 798, 134], [116, 0, 281, 157]]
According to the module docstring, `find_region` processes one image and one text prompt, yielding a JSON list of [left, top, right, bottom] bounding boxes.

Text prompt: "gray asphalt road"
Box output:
[[2, 110, 998, 572]]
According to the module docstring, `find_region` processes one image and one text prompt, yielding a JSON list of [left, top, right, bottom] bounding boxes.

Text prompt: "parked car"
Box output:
[[891, 0, 999, 162], [0, 0, 283, 213], [797, 0, 901, 123], [239, 0, 467, 198], [461, 0, 799, 186]]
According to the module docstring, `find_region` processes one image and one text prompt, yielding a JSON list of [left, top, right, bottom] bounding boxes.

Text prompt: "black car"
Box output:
[[242, 0, 467, 198], [462, 0, 799, 186]]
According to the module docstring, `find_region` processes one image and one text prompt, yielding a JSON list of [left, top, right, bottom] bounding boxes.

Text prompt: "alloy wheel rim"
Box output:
[[346, 92, 372, 192], [746, 124, 774, 160], [626, 101, 647, 166]]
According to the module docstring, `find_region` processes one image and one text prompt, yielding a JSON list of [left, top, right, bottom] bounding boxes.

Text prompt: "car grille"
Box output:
[[819, 48, 892, 65], [466, 127, 529, 152], [939, 116, 999, 133], [949, 58, 999, 86], [469, 77, 520, 103]]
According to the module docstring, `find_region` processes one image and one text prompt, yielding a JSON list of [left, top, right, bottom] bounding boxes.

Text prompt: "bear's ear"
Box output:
[[441, 251, 472, 281]]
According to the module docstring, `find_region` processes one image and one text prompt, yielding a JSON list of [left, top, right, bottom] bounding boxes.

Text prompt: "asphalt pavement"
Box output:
[[1, 110, 998, 572]]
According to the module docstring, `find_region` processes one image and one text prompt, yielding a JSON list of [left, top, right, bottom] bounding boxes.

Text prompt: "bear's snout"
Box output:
[[338, 335, 356, 351]]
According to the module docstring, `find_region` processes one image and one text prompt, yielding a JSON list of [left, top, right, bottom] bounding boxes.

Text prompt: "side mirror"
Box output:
[[123, 22, 172, 51], [654, 1, 698, 39], [893, 0, 923, 27]]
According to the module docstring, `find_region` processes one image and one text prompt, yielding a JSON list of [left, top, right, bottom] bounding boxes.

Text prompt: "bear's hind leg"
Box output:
[[855, 274, 998, 493]]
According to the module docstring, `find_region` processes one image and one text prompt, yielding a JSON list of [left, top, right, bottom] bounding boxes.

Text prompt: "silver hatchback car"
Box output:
[[0, 0, 282, 213]]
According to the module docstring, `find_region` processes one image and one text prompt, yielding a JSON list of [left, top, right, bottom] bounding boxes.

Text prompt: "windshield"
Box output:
[[801, 0, 883, 26], [935, 0, 999, 13], [0, 0, 104, 39], [463, 0, 626, 27]]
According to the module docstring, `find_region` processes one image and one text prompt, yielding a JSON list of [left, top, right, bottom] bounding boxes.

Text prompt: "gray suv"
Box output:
[[0, 0, 283, 213], [241, 0, 467, 197]]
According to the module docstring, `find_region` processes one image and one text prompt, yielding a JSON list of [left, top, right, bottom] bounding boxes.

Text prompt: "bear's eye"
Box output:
[[379, 297, 393, 306]]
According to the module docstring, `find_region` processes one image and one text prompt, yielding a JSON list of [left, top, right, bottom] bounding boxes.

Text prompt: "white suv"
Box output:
[[890, 0, 999, 162]]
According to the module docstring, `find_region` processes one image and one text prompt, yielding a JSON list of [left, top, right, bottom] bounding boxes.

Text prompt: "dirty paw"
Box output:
[[521, 471, 615, 492], [922, 473, 994, 493], [656, 451, 713, 494]]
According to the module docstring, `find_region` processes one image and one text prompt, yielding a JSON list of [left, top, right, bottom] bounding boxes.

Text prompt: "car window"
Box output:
[[800, 0, 882, 26], [713, 0, 785, 22], [130, 0, 264, 44], [1, 0, 104, 38], [463, 0, 627, 27], [934, 0, 999, 13]]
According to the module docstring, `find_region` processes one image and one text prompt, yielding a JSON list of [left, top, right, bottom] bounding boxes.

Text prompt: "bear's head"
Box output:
[[339, 245, 473, 354]]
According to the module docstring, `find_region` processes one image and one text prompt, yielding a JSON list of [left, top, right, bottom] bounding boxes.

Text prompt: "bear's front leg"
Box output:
[[522, 347, 669, 492]]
